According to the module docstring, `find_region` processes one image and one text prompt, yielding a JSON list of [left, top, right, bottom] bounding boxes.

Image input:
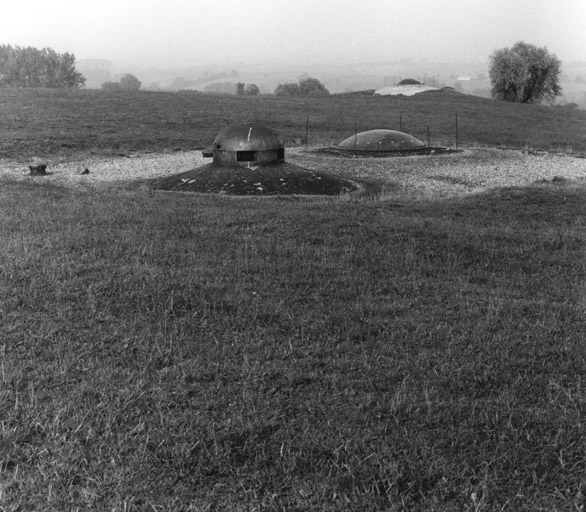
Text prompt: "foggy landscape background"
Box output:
[[3, 0, 586, 104]]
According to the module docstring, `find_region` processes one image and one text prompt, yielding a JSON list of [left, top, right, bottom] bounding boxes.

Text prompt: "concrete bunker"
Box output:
[[152, 122, 359, 196], [211, 122, 285, 167], [29, 158, 48, 176]]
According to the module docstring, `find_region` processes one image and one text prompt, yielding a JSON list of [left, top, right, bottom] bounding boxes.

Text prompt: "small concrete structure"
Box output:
[[397, 78, 422, 86], [335, 129, 426, 153], [156, 122, 358, 195], [210, 122, 285, 167], [29, 159, 48, 175]]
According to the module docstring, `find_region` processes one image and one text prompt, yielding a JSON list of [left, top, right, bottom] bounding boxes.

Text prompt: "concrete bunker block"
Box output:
[[29, 159, 48, 176]]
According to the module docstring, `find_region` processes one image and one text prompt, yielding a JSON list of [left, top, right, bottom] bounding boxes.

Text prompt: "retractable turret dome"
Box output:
[[335, 129, 425, 152], [212, 122, 285, 166]]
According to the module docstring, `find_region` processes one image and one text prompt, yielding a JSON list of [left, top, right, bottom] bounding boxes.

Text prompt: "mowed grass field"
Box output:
[[1, 89, 586, 511], [1, 88, 585, 159]]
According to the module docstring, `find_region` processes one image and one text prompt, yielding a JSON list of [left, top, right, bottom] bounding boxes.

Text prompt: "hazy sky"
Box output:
[[2, 0, 585, 68]]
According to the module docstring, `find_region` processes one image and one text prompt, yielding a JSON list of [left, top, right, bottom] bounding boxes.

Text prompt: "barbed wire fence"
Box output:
[[299, 111, 579, 155]]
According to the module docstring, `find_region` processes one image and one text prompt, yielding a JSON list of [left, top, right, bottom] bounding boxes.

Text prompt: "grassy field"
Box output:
[[1, 88, 585, 160], [1, 178, 585, 510], [1, 89, 586, 510]]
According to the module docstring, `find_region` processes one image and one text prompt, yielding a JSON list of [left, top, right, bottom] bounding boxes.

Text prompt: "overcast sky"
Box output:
[[2, 0, 584, 68]]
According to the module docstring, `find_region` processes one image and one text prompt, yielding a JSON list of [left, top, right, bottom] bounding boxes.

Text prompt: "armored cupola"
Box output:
[[335, 129, 425, 152], [397, 78, 422, 86], [212, 122, 285, 167]]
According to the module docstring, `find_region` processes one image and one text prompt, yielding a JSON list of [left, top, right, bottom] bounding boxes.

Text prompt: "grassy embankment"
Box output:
[[1, 88, 585, 160], [1, 89, 586, 510]]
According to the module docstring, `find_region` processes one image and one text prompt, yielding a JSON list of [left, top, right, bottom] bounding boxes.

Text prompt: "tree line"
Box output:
[[199, 77, 330, 96], [0, 44, 85, 88], [0, 41, 563, 105]]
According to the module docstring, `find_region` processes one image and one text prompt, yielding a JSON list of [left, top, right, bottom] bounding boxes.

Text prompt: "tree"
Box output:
[[236, 82, 245, 95], [275, 82, 299, 96], [275, 77, 329, 97], [0, 44, 85, 88], [119, 74, 141, 91], [101, 81, 121, 92], [101, 74, 141, 92], [298, 77, 329, 96], [245, 83, 259, 96], [489, 41, 561, 104]]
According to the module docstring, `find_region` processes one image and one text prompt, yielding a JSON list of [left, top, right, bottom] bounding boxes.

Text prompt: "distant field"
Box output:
[[0, 88, 585, 160]]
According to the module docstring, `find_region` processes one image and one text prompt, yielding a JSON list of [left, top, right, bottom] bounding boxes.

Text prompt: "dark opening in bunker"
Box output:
[[237, 151, 257, 162]]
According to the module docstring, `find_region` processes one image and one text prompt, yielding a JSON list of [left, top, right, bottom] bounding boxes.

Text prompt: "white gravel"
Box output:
[[288, 148, 586, 197], [0, 151, 208, 188], [1, 147, 585, 197]]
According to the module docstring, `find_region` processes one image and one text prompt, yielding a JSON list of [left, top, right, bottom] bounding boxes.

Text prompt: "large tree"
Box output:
[[119, 74, 141, 91], [298, 77, 329, 97], [274, 77, 329, 97], [0, 45, 85, 88], [489, 41, 561, 104]]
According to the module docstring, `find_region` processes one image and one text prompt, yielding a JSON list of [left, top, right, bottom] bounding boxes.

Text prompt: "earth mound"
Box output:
[[150, 162, 359, 196]]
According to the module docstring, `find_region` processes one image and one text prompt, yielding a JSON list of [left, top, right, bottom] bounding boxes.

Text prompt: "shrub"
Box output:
[[275, 78, 329, 97], [101, 74, 141, 92]]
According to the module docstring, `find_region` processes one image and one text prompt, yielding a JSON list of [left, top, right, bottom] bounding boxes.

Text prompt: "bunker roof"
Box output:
[[213, 122, 284, 152]]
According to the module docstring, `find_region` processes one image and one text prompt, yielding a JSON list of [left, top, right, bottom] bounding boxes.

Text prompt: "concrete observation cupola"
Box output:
[[335, 129, 426, 153], [212, 122, 285, 167], [153, 121, 359, 195]]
